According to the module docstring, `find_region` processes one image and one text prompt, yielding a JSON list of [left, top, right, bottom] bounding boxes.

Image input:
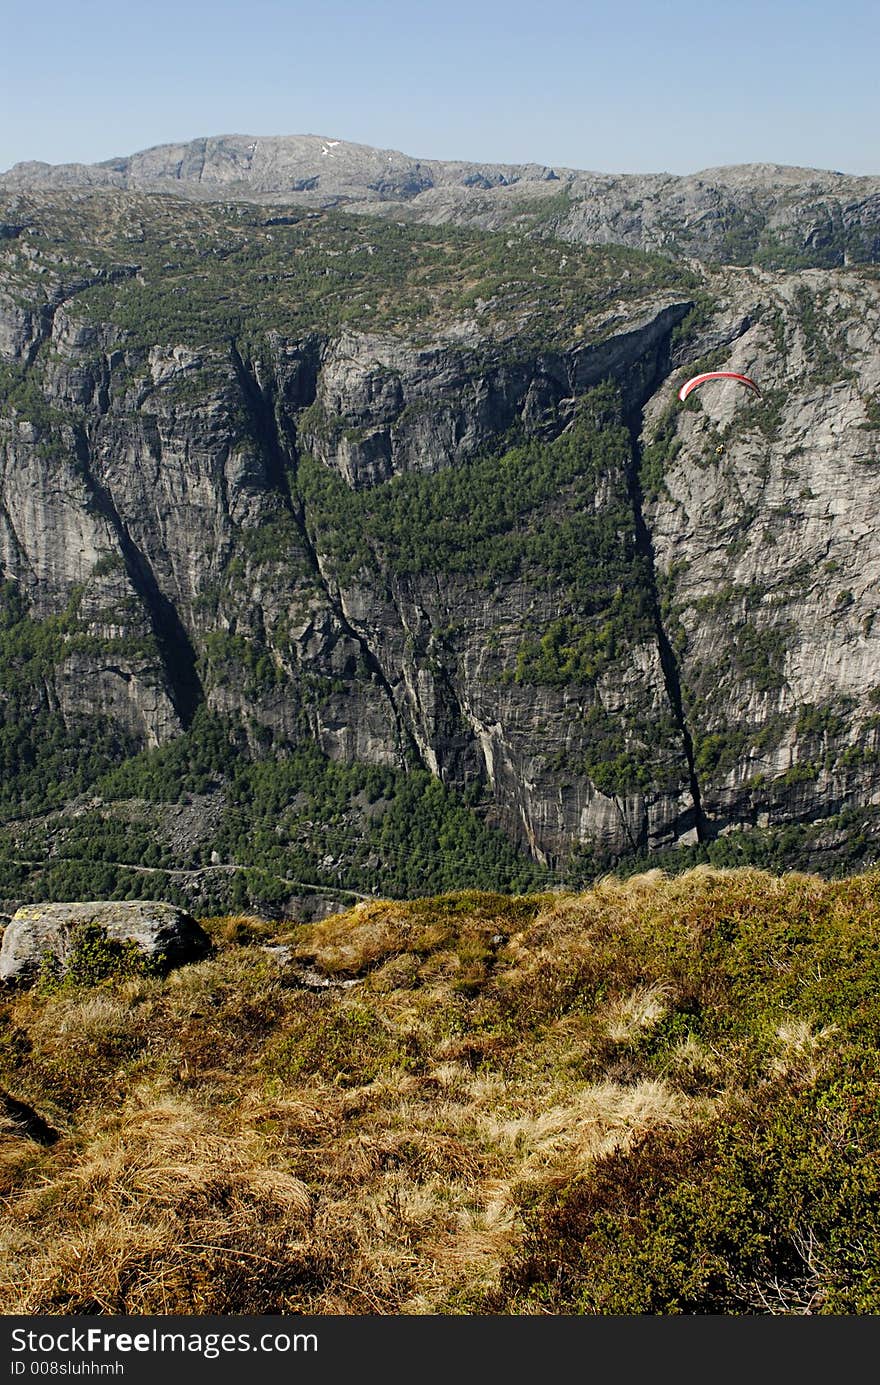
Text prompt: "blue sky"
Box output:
[[2, 0, 877, 176]]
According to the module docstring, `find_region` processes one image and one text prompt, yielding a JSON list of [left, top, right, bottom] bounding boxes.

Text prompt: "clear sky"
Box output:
[[2, 0, 878, 177]]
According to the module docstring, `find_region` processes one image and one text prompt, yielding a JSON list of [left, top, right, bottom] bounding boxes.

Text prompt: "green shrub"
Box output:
[[36, 921, 162, 993]]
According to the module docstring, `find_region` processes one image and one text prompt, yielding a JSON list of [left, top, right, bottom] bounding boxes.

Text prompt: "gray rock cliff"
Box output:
[[0, 187, 878, 875]]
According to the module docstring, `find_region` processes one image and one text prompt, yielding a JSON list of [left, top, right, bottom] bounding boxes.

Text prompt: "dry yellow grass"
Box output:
[[1, 866, 878, 1314]]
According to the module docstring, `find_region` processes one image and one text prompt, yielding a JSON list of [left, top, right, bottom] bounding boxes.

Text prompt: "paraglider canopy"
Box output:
[[678, 371, 762, 402]]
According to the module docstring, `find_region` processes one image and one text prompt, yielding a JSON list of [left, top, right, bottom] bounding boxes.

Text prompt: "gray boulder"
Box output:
[[0, 901, 212, 986]]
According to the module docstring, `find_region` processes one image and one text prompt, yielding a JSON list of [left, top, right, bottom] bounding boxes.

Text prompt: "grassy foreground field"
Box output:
[[2, 866, 879, 1315]]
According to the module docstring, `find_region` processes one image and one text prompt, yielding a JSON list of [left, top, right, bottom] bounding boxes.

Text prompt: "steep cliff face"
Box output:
[[0, 189, 878, 885], [647, 266, 880, 839], [288, 303, 700, 860]]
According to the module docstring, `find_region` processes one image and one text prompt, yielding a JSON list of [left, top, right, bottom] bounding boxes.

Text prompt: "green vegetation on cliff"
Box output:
[[0, 582, 141, 816], [299, 387, 643, 595], [0, 706, 546, 911], [0, 191, 698, 353]]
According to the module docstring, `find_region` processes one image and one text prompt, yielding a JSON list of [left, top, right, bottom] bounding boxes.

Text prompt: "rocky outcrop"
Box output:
[[0, 901, 212, 984]]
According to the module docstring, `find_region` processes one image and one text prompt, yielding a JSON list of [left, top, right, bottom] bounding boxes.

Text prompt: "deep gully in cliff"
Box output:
[[25, 268, 139, 369], [230, 342, 419, 770], [623, 410, 708, 846], [72, 426, 204, 729]]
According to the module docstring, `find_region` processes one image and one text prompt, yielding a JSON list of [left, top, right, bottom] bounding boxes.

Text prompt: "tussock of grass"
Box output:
[[198, 914, 279, 947], [1, 867, 879, 1314]]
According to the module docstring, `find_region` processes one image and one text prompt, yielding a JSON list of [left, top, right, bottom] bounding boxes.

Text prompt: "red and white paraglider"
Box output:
[[678, 371, 762, 402]]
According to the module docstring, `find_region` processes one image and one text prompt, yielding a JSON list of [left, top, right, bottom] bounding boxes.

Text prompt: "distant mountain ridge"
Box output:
[[4, 133, 880, 268], [1, 133, 563, 199]]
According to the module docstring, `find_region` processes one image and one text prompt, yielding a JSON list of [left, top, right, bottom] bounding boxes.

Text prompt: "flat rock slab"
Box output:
[[0, 901, 212, 985]]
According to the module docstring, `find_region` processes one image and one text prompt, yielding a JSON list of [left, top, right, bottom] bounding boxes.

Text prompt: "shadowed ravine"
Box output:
[[625, 413, 708, 846]]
